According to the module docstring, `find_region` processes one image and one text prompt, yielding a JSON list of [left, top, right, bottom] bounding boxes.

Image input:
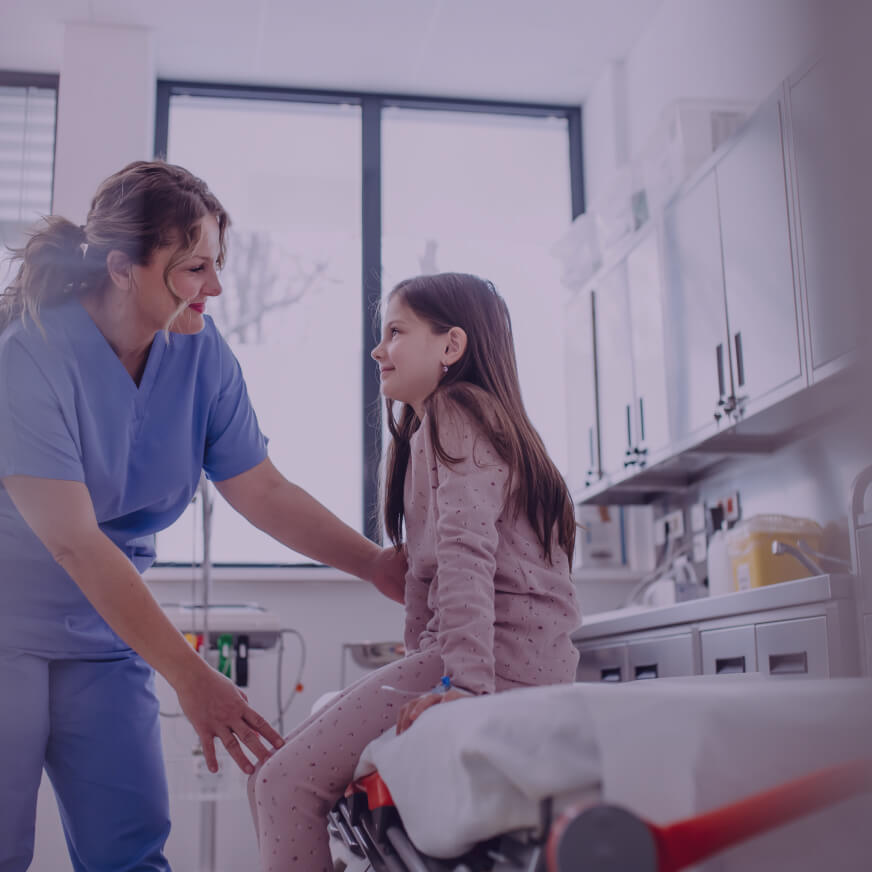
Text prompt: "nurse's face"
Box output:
[[132, 214, 223, 336]]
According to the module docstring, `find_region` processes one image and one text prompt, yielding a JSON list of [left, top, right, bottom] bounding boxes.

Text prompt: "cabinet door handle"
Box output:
[[626, 404, 633, 449], [634, 664, 658, 680], [715, 344, 726, 399], [638, 397, 646, 443], [768, 652, 808, 675], [588, 426, 595, 470], [715, 656, 746, 674], [734, 331, 745, 388]]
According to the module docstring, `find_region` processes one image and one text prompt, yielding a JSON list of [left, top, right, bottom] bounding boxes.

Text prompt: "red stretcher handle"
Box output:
[[354, 772, 396, 810], [650, 758, 872, 872]]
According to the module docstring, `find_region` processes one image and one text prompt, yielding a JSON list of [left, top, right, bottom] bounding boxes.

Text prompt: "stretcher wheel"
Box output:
[[546, 804, 658, 872]]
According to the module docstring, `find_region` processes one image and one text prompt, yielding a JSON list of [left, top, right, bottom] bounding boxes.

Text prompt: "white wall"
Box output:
[[583, 0, 817, 205], [52, 23, 155, 221]]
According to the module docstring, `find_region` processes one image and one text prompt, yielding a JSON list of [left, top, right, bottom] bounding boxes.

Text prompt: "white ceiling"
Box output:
[[1, 0, 663, 104]]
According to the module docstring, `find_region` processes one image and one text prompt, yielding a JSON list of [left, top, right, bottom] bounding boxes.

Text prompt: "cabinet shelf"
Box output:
[[575, 363, 857, 506]]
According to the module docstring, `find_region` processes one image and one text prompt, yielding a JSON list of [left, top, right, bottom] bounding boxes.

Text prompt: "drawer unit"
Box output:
[[626, 633, 696, 680], [755, 616, 829, 677], [577, 643, 627, 683], [701, 625, 758, 675]]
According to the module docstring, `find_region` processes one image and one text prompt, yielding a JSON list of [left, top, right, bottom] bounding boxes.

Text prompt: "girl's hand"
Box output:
[[396, 689, 469, 734], [175, 663, 285, 774], [368, 545, 407, 603]]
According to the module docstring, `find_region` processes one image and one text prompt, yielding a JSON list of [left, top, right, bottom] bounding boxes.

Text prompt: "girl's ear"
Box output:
[[105, 250, 133, 292], [443, 326, 467, 366]]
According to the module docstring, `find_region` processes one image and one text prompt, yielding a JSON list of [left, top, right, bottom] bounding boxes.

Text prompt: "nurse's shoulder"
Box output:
[[0, 300, 78, 388]]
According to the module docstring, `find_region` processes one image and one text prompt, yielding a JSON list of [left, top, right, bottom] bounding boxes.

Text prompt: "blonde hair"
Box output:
[[0, 160, 229, 334]]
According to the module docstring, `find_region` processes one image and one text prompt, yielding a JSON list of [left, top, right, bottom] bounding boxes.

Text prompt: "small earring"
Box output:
[[442, 364, 449, 373]]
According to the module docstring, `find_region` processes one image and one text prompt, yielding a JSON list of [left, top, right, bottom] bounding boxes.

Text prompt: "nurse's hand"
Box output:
[[368, 545, 407, 604], [176, 665, 285, 774]]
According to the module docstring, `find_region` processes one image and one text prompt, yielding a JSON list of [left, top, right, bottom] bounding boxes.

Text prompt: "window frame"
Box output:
[[153, 79, 584, 556]]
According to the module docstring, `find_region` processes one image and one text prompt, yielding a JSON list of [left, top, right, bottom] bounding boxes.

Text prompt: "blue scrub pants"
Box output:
[[0, 648, 172, 872]]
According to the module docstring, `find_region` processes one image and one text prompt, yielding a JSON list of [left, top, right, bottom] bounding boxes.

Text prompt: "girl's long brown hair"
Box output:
[[0, 160, 229, 334], [381, 272, 575, 567]]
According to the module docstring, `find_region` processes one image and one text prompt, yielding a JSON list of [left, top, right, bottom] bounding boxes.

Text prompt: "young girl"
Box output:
[[250, 272, 580, 871]]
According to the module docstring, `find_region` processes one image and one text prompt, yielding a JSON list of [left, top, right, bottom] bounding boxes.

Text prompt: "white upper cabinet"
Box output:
[[789, 63, 864, 377], [594, 229, 671, 479], [715, 96, 804, 413], [595, 261, 637, 478], [564, 289, 600, 493], [662, 172, 731, 441], [626, 231, 670, 459]]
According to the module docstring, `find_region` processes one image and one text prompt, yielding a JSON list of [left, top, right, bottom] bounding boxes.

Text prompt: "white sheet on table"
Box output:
[[355, 683, 602, 857], [354, 675, 872, 868]]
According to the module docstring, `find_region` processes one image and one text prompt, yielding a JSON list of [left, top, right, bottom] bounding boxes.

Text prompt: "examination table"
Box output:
[[328, 675, 872, 872]]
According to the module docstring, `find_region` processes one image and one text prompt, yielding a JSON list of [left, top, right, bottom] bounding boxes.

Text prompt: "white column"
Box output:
[[52, 22, 155, 222]]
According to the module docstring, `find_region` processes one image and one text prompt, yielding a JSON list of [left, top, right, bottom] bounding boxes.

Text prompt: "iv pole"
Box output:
[[197, 472, 217, 872]]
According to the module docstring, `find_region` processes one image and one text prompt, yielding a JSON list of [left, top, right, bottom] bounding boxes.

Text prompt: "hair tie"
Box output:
[[78, 225, 88, 259]]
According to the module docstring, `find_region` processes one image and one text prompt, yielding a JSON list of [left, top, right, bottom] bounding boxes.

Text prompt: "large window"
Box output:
[[382, 108, 572, 472], [155, 84, 582, 565], [157, 96, 362, 564], [0, 72, 57, 285]]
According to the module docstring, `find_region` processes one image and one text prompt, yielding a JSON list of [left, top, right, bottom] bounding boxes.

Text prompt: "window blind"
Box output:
[[0, 85, 56, 224]]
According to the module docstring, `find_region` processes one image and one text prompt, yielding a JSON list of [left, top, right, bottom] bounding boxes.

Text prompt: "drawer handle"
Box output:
[[634, 664, 658, 680], [769, 652, 808, 675], [715, 656, 746, 674], [600, 667, 622, 682]]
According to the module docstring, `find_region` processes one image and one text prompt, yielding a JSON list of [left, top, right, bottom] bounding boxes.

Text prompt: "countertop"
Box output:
[[572, 573, 857, 641]]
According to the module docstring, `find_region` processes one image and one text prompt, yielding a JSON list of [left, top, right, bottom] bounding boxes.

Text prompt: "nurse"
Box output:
[[0, 160, 405, 872]]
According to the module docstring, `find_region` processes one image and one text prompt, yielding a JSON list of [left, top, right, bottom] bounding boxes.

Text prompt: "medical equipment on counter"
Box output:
[[726, 515, 823, 590], [161, 602, 281, 653], [623, 526, 704, 606]]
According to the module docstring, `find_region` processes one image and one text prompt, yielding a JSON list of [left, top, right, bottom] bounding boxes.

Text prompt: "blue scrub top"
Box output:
[[0, 298, 268, 653]]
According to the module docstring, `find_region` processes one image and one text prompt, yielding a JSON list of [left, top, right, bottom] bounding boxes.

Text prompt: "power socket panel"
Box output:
[[655, 509, 685, 545], [664, 509, 685, 539]]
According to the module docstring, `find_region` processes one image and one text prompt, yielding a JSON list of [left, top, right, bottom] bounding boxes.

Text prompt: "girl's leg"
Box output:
[[252, 650, 443, 872], [44, 653, 172, 872], [0, 649, 49, 872]]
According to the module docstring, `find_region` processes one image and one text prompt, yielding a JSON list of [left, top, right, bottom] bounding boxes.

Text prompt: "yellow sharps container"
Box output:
[[725, 515, 823, 591]]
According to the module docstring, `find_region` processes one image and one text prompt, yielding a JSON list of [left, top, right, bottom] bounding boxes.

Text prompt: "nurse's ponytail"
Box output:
[[0, 160, 228, 335], [0, 217, 108, 333]]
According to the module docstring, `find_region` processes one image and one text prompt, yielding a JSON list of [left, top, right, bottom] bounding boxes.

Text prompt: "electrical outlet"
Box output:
[[724, 491, 740, 522], [664, 509, 685, 539]]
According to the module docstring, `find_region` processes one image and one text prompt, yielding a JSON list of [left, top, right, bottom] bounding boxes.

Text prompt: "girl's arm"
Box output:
[[429, 410, 509, 696], [403, 568, 432, 653], [214, 456, 406, 603], [2, 474, 285, 774]]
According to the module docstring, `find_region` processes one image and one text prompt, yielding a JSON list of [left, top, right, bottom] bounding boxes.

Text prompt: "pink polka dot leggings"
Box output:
[[248, 650, 445, 872]]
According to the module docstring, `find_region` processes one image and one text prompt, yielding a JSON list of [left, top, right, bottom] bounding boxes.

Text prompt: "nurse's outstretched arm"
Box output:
[[1, 474, 285, 774], [214, 456, 406, 603]]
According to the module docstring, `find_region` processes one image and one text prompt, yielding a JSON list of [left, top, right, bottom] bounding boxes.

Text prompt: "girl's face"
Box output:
[[131, 213, 223, 335], [371, 295, 448, 417]]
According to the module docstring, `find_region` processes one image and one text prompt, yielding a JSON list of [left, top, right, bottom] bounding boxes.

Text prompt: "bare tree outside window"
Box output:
[[214, 229, 339, 346]]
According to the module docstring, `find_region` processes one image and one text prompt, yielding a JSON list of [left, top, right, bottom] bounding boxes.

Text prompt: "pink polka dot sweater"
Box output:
[[402, 403, 581, 695]]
